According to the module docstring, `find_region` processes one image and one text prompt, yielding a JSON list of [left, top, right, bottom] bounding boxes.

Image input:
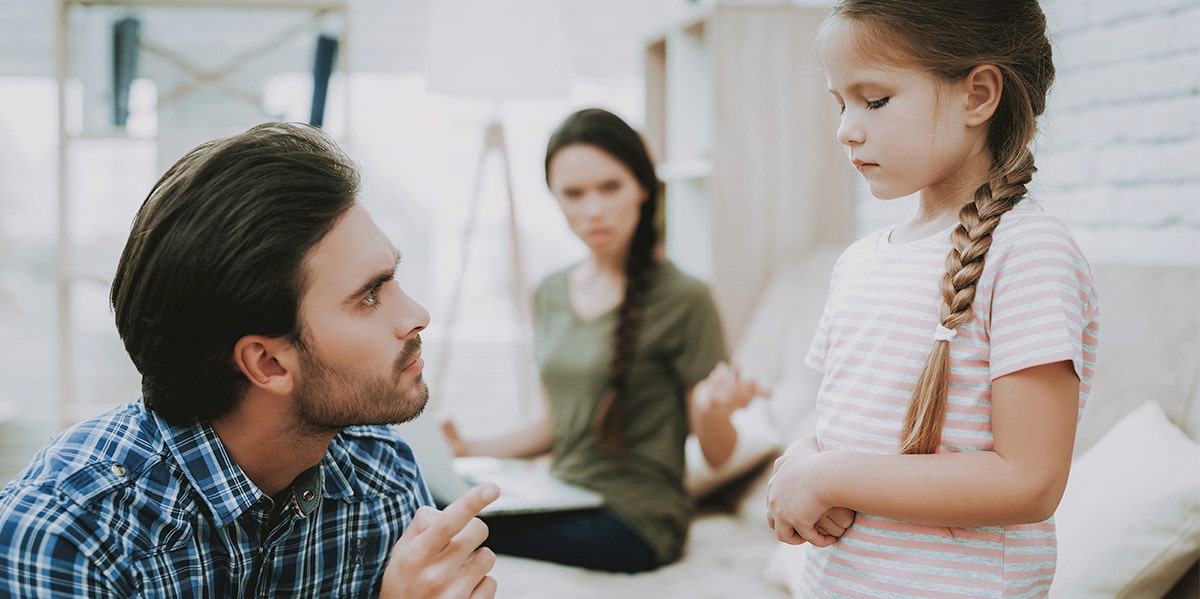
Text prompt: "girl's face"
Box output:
[[823, 19, 987, 202], [547, 143, 647, 258]]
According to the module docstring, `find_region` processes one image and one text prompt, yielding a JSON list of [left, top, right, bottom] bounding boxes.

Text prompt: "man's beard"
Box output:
[[291, 336, 429, 436]]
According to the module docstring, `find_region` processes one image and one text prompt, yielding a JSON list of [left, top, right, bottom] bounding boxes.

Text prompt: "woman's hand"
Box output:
[[439, 419, 471, 457], [690, 361, 769, 469], [693, 361, 767, 419]]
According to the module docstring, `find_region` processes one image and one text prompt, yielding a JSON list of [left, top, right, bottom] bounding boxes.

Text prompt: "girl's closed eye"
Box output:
[[866, 97, 890, 109]]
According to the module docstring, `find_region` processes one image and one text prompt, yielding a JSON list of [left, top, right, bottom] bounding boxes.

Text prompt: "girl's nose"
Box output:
[[837, 112, 864, 146]]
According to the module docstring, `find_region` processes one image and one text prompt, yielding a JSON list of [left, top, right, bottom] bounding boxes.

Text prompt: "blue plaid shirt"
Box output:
[[0, 399, 433, 598]]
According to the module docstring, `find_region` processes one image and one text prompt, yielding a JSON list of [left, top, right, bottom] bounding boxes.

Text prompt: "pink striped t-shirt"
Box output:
[[801, 200, 1100, 598]]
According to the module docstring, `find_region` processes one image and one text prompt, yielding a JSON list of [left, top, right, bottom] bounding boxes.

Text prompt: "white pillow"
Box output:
[[1051, 400, 1200, 598], [684, 399, 781, 498]]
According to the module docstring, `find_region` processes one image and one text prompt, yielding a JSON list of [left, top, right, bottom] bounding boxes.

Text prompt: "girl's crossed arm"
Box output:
[[768, 360, 1079, 545]]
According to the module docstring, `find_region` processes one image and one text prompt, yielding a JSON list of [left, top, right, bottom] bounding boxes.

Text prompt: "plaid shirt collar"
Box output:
[[153, 410, 358, 527]]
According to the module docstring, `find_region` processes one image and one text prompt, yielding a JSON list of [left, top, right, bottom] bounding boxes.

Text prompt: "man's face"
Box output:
[[292, 203, 431, 433]]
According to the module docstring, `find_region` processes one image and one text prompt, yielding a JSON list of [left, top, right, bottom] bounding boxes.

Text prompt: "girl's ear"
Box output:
[[233, 334, 298, 396], [963, 64, 1003, 127]]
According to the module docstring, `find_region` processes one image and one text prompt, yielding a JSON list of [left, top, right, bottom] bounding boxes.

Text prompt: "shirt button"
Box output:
[[111, 464, 126, 477], [301, 490, 315, 502]]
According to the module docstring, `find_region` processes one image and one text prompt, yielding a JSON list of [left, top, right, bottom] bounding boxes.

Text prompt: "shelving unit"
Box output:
[[644, 3, 856, 345], [54, 0, 349, 428]]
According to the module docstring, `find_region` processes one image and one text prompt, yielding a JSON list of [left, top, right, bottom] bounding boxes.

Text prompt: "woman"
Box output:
[[442, 107, 758, 572]]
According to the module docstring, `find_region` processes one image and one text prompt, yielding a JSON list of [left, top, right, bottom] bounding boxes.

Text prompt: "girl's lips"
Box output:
[[852, 159, 878, 172]]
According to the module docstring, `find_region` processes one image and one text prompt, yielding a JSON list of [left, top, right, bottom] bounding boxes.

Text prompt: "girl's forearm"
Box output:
[[812, 362, 1080, 528], [814, 449, 1066, 527]]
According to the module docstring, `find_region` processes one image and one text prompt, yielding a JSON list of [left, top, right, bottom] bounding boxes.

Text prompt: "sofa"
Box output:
[[487, 250, 1200, 598]]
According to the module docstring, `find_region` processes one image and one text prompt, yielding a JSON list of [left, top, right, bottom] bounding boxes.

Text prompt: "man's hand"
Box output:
[[381, 483, 500, 599]]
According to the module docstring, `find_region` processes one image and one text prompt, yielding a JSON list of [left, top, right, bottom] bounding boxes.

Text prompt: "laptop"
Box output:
[[396, 415, 605, 517]]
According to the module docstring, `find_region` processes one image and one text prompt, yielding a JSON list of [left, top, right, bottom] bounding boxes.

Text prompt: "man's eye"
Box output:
[[363, 288, 380, 308]]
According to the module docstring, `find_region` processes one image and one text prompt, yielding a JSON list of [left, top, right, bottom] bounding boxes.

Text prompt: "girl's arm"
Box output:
[[689, 361, 765, 469], [769, 360, 1079, 542], [441, 384, 555, 458]]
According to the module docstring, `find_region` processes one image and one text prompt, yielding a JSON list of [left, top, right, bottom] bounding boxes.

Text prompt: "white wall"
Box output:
[[1040, 0, 1200, 265]]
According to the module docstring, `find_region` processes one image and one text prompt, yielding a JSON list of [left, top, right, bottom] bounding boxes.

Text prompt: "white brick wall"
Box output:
[[856, 0, 1200, 266], [1038, 0, 1200, 265]]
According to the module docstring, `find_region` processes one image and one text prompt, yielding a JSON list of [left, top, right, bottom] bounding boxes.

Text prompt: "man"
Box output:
[[0, 122, 498, 598]]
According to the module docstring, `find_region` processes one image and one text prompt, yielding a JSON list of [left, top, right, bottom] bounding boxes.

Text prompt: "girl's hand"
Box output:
[[766, 451, 852, 547], [773, 434, 820, 475], [815, 506, 856, 538]]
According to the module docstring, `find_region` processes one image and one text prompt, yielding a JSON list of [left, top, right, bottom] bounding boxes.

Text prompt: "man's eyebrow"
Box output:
[[345, 250, 401, 305]]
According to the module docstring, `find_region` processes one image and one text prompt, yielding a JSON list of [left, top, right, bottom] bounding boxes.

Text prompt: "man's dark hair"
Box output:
[[110, 122, 360, 425]]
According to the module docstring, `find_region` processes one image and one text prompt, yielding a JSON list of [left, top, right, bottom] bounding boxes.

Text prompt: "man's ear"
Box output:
[[962, 64, 1003, 127], [233, 335, 298, 396]]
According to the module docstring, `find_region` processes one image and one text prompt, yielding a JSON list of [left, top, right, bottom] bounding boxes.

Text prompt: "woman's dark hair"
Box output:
[[820, 1, 1055, 454], [110, 122, 360, 425], [545, 108, 662, 457]]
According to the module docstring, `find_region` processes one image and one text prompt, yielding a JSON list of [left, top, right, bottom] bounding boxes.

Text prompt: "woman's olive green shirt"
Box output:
[[532, 261, 727, 565]]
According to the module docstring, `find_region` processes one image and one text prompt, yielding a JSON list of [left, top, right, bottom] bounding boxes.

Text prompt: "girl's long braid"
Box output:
[[900, 148, 1037, 454], [594, 197, 659, 458]]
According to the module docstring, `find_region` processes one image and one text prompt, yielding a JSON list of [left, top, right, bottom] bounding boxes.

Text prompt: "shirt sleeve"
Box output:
[[671, 283, 729, 387], [0, 487, 123, 598], [805, 295, 833, 375], [987, 218, 1099, 382], [805, 252, 846, 375]]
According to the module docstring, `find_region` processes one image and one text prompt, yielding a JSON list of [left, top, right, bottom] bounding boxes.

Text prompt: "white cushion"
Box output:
[[685, 399, 781, 498], [1051, 400, 1200, 597], [763, 541, 808, 596]]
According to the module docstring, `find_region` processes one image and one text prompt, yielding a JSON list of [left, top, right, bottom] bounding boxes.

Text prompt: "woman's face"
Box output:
[[547, 143, 647, 258]]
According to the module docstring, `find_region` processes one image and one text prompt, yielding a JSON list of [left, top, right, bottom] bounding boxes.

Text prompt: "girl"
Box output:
[[442, 108, 760, 572], [766, 1, 1100, 596]]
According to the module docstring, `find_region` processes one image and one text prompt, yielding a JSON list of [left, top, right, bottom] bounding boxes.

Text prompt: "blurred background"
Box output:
[[0, 0, 1196, 484]]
